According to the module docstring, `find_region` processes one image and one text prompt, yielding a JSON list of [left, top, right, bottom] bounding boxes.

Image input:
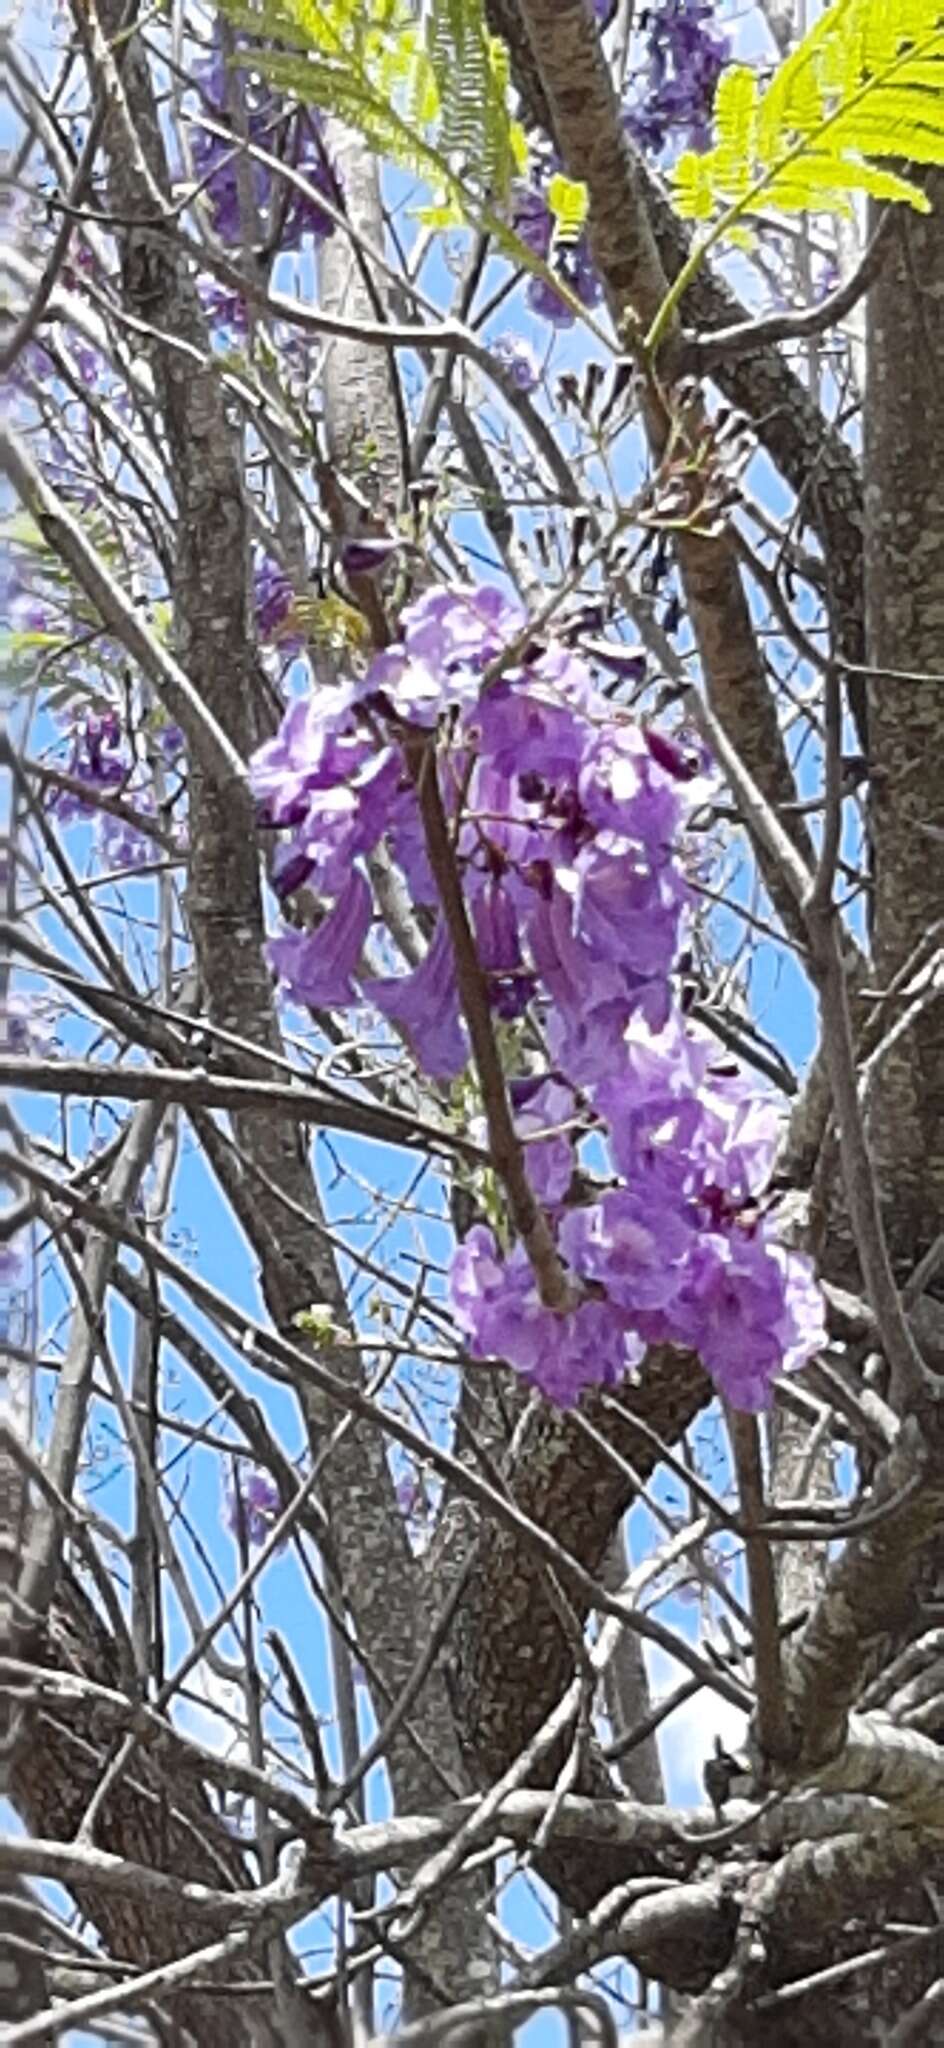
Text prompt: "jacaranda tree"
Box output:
[[3, 0, 944, 2040]]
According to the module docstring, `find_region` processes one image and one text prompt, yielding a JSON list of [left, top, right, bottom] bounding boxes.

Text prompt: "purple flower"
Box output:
[[267, 868, 372, 1009], [254, 553, 298, 643], [96, 806, 157, 872], [365, 585, 525, 727], [385, 785, 437, 905], [251, 694, 401, 893], [449, 1225, 643, 1406], [199, 280, 249, 333], [477, 664, 592, 785], [250, 690, 365, 828], [644, 724, 710, 784], [243, 567, 827, 1420], [624, 0, 729, 159], [511, 183, 554, 260], [511, 1074, 576, 1203], [594, 1012, 707, 1187], [526, 239, 603, 328], [667, 1225, 824, 1412], [225, 1469, 281, 1547], [527, 886, 633, 1082], [490, 333, 542, 393], [50, 711, 129, 822], [409, 584, 525, 669], [156, 722, 185, 763], [470, 874, 535, 1020], [693, 1071, 782, 1205], [365, 649, 456, 726], [340, 537, 402, 580], [578, 720, 687, 854], [525, 854, 682, 1082], [567, 841, 689, 981], [295, 749, 403, 895], [272, 841, 317, 900], [396, 1472, 424, 1519], [814, 257, 841, 302], [366, 917, 468, 1080], [561, 1184, 693, 1315], [510, 182, 602, 329], [72, 341, 101, 388], [10, 592, 51, 634]]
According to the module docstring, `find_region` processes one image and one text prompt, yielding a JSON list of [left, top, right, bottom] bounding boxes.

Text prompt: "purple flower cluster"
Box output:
[[452, 1010, 823, 1410], [624, 0, 729, 156], [249, 581, 825, 1412], [190, 40, 337, 250]]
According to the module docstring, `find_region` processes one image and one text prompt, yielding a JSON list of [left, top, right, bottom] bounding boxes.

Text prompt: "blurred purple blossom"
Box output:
[[50, 711, 128, 823], [450, 1227, 644, 1406], [469, 874, 536, 1021], [489, 333, 542, 393], [155, 722, 185, 763], [396, 1473, 424, 1519], [254, 553, 299, 644], [0, 1237, 26, 1291], [510, 181, 603, 330], [624, 0, 729, 157], [667, 1226, 825, 1412], [190, 41, 338, 250], [198, 280, 250, 333], [340, 537, 402, 580], [365, 584, 525, 727], [510, 182, 553, 261], [96, 802, 158, 872], [225, 1468, 281, 1547], [527, 240, 603, 328]]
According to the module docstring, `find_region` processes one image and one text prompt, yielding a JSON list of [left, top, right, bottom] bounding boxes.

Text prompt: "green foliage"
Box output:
[[293, 1303, 348, 1346], [673, 0, 944, 229], [2, 511, 127, 701], [546, 172, 589, 240], [213, 0, 526, 220], [293, 593, 372, 651]]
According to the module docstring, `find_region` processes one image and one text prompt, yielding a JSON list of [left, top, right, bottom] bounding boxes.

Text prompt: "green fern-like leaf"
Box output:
[[672, 0, 944, 233], [214, 0, 521, 214]]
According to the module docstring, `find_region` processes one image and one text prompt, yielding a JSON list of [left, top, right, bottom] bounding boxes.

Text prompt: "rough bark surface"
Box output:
[[865, 191, 944, 1263], [10, 1572, 274, 2047]]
